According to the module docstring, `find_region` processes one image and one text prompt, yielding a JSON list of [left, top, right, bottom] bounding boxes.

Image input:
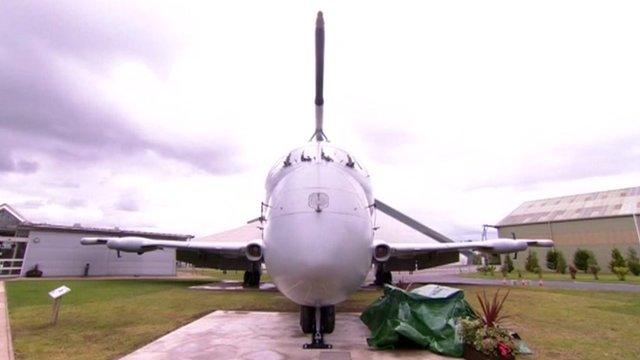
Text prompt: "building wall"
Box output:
[[21, 230, 177, 277], [498, 216, 640, 272]]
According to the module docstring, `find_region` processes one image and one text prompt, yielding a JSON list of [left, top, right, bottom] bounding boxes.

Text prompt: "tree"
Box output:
[[525, 250, 540, 273], [503, 255, 514, 273], [555, 250, 567, 274], [574, 248, 595, 273], [609, 248, 627, 272], [546, 249, 558, 270], [626, 247, 640, 276]]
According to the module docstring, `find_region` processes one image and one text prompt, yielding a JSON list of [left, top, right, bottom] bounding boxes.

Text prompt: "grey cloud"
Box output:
[[0, 153, 39, 174], [64, 198, 86, 208], [115, 196, 139, 212], [0, 1, 240, 175], [470, 134, 640, 189]]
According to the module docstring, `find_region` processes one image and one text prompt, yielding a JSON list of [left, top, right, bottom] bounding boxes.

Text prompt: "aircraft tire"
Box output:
[[251, 270, 261, 287], [300, 306, 315, 333], [321, 306, 335, 333]]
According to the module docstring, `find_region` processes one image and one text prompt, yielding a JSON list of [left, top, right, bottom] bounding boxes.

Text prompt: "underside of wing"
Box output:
[[81, 236, 263, 271], [372, 199, 554, 272]]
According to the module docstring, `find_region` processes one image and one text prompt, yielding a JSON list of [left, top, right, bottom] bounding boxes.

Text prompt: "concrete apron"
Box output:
[[0, 282, 14, 360], [120, 311, 448, 360]]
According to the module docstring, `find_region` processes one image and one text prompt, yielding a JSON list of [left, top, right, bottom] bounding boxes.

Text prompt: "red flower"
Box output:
[[497, 342, 512, 358]]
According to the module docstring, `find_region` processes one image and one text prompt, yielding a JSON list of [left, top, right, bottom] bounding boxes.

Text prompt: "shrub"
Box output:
[[487, 265, 496, 277], [525, 250, 540, 273], [588, 256, 600, 280], [503, 255, 514, 273], [574, 248, 595, 273], [609, 248, 627, 272], [476, 265, 488, 275], [569, 265, 577, 280], [556, 251, 567, 274], [626, 248, 640, 276], [613, 266, 629, 281], [546, 249, 559, 270], [500, 264, 509, 278]]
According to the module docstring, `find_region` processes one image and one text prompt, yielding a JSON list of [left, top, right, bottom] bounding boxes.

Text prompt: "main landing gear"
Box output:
[[374, 265, 392, 286], [300, 305, 335, 349], [242, 264, 261, 288]]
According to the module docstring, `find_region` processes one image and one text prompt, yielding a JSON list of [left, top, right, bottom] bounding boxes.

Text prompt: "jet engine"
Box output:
[[245, 242, 263, 262], [372, 241, 391, 262], [105, 237, 157, 253], [479, 239, 528, 254]]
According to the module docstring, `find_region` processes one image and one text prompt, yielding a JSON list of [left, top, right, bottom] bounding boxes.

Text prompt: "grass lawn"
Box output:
[[464, 270, 640, 284], [7, 278, 640, 360]]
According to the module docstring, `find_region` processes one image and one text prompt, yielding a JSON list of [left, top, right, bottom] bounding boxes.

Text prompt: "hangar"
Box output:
[[495, 186, 640, 271], [0, 203, 192, 278]]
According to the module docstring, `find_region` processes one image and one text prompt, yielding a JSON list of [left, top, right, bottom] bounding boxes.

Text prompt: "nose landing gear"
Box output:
[[242, 263, 262, 288], [300, 305, 335, 349], [374, 265, 393, 286]]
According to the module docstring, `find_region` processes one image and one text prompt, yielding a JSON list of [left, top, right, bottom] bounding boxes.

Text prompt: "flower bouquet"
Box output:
[[459, 290, 516, 360]]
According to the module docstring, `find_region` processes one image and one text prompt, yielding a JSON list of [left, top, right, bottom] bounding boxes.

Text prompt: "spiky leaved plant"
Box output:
[[476, 289, 510, 328]]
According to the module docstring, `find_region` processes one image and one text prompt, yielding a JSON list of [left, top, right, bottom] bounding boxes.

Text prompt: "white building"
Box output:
[[0, 203, 192, 278]]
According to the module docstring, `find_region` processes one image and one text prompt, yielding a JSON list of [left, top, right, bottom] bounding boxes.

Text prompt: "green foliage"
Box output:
[[626, 248, 640, 276], [459, 318, 516, 358], [461, 289, 515, 357], [555, 251, 567, 274], [477, 265, 496, 276], [525, 250, 540, 273], [588, 256, 600, 280], [568, 265, 577, 280], [503, 255, 514, 273], [609, 248, 627, 272], [546, 249, 559, 270], [574, 248, 595, 273], [500, 264, 509, 277], [613, 266, 629, 281]]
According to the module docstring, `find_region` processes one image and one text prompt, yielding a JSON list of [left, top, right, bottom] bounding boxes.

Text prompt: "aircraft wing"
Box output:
[[81, 236, 263, 271], [372, 199, 554, 271]]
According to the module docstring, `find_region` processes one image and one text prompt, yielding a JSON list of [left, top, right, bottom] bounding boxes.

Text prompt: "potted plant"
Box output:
[[459, 290, 516, 360]]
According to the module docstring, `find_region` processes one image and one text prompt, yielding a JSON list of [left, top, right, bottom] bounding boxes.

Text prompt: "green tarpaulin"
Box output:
[[360, 284, 477, 357]]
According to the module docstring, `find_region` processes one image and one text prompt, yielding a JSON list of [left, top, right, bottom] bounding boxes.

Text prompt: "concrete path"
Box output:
[[121, 311, 448, 360], [0, 282, 14, 360]]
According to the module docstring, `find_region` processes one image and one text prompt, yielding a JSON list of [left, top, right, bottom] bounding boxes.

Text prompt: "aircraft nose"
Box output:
[[265, 211, 372, 306]]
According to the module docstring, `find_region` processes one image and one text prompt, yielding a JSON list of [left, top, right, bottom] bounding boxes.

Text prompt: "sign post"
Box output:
[[48, 285, 71, 325]]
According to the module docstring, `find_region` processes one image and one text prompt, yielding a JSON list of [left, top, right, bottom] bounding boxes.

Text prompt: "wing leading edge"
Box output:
[[81, 236, 263, 271]]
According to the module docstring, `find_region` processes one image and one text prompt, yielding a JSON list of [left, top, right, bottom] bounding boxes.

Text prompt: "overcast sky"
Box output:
[[1, 1, 639, 239]]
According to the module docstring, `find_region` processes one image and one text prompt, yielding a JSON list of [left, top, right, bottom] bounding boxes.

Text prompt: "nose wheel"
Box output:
[[300, 305, 334, 349]]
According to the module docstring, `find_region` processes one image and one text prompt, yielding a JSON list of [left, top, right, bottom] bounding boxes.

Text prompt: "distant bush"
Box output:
[[477, 265, 497, 276], [502, 255, 514, 273], [574, 248, 595, 273], [525, 250, 540, 273], [626, 248, 640, 276], [588, 256, 600, 280], [569, 265, 577, 280], [556, 251, 567, 274], [500, 264, 509, 278], [613, 266, 629, 281], [609, 248, 627, 272], [546, 249, 559, 270]]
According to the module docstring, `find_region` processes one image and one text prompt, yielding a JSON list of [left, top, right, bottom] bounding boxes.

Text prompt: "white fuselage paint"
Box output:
[[263, 142, 374, 306]]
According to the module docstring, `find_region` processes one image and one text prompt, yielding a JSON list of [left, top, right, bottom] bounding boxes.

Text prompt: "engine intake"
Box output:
[[373, 242, 391, 262], [245, 243, 263, 262]]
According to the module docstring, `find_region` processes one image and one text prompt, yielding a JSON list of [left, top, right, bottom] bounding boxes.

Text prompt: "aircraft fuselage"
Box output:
[[264, 141, 374, 306]]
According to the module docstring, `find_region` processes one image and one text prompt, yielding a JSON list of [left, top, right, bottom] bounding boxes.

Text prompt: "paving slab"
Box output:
[[0, 281, 14, 360], [120, 311, 449, 360]]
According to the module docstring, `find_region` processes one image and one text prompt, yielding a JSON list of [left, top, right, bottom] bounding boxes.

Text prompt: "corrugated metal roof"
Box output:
[[497, 186, 640, 226], [20, 222, 192, 240]]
